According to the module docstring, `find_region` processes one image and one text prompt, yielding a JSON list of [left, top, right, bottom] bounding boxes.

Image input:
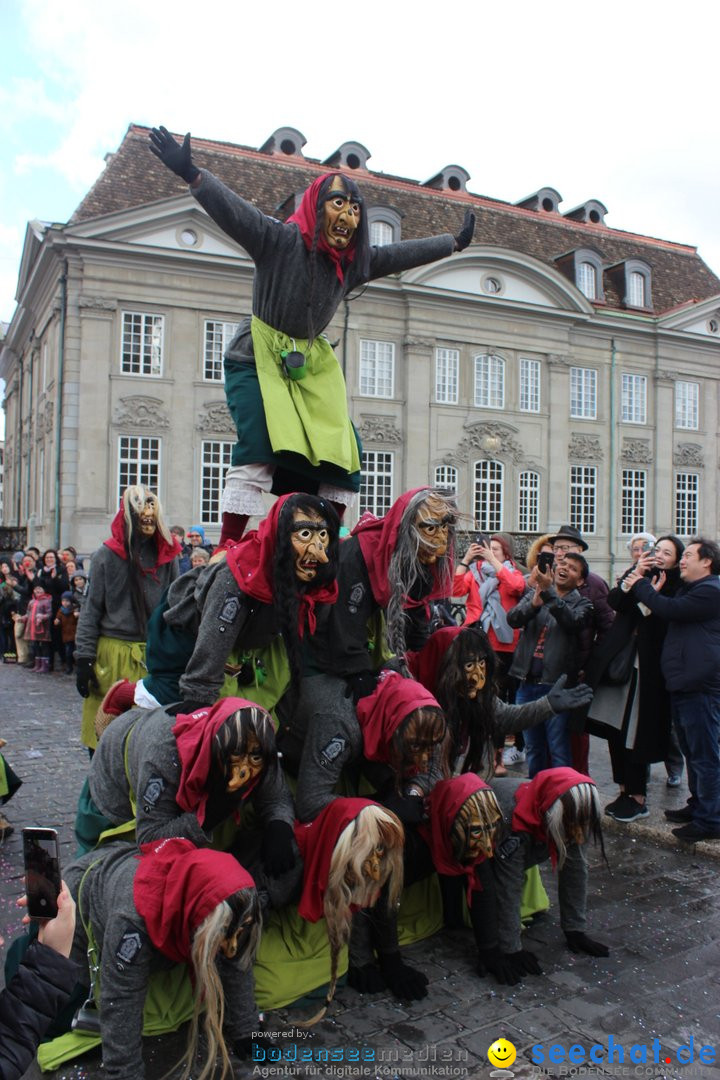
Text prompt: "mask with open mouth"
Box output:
[[323, 175, 361, 250], [291, 508, 330, 582], [136, 498, 158, 538]]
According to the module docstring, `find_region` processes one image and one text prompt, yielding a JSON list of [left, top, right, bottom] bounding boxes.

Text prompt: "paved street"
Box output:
[[1, 661, 719, 1080]]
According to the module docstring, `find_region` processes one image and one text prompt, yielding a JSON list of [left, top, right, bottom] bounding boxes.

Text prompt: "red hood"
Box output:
[[355, 669, 441, 764], [286, 172, 357, 284], [104, 506, 181, 566], [406, 625, 462, 693], [512, 767, 596, 866], [133, 837, 254, 964], [171, 697, 265, 825], [294, 798, 377, 922], [421, 774, 495, 903]]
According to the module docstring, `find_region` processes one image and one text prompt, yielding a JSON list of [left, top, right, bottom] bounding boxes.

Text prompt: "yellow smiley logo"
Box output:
[[487, 1038, 517, 1068]]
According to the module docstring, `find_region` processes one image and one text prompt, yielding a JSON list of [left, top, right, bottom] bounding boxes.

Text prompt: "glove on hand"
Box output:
[[565, 930, 610, 957], [75, 657, 99, 699], [347, 962, 386, 994], [476, 947, 524, 985], [149, 126, 200, 184], [262, 820, 296, 877], [344, 670, 377, 705], [454, 209, 476, 251], [379, 951, 429, 1000], [509, 949, 543, 976], [547, 673, 594, 712]]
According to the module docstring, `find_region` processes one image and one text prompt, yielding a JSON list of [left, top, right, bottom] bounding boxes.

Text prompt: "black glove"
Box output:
[[149, 126, 200, 184], [565, 930, 610, 957], [476, 947, 524, 985], [509, 949, 542, 976], [75, 657, 99, 699], [379, 951, 429, 1000], [381, 790, 425, 826], [547, 674, 594, 713], [262, 820, 296, 877], [454, 210, 476, 251], [347, 962, 385, 994], [344, 670, 377, 705]]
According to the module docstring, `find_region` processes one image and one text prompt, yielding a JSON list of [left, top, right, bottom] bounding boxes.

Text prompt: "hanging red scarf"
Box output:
[[225, 494, 338, 637], [286, 172, 357, 284], [406, 625, 462, 693], [134, 837, 254, 965], [293, 798, 377, 923], [103, 506, 181, 567], [172, 697, 266, 826], [355, 669, 442, 764], [421, 773, 494, 903], [512, 767, 596, 868]]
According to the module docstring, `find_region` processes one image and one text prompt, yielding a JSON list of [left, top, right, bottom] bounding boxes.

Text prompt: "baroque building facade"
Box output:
[[2, 125, 720, 576]]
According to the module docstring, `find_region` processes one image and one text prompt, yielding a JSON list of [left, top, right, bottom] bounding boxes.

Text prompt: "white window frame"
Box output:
[[675, 473, 699, 536], [621, 373, 647, 424], [435, 348, 459, 404], [359, 340, 395, 398], [474, 354, 505, 409], [569, 465, 597, 534], [518, 470, 540, 532], [369, 220, 394, 246], [200, 440, 233, 525], [577, 262, 597, 300], [473, 460, 503, 532], [121, 311, 164, 377], [117, 435, 161, 502], [621, 469, 647, 535], [628, 271, 645, 307], [360, 451, 394, 515], [675, 381, 699, 431], [434, 464, 458, 492], [570, 367, 597, 420], [519, 357, 541, 412], [203, 320, 239, 382]]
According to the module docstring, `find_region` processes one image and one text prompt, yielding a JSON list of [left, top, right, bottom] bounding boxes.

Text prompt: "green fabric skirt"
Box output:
[[80, 637, 147, 750], [0, 753, 22, 803]]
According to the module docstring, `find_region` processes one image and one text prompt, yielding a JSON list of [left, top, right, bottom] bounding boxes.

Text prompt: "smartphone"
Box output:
[[475, 533, 491, 548], [23, 827, 62, 920], [640, 540, 654, 555], [537, 551, 554, 574]]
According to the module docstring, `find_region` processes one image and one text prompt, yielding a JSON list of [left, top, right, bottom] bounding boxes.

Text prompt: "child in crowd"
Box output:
[[54, 592, 78, 674]]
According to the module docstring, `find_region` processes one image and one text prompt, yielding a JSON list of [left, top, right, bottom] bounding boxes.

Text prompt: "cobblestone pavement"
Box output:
[[1, 661, 719, 1080]]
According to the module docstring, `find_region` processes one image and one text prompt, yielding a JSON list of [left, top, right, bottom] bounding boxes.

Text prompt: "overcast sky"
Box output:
[[1, 0, 719, 329]]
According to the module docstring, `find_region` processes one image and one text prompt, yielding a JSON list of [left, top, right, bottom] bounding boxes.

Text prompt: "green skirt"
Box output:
[[80, 637, 147, 750]]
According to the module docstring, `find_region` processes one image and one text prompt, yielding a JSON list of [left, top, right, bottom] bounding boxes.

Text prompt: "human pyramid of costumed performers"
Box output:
[[2, 126, 617, 1080]]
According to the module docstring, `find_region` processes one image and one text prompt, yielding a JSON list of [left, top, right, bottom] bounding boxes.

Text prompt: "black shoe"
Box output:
[[664, 806, 693, 823], [610, 794, 649, 822], [672, 823, 720, 842], [604, 794, 626, 817]]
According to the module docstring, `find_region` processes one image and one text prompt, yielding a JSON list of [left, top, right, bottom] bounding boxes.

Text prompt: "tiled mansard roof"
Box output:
[[69, 125, 720, 315]]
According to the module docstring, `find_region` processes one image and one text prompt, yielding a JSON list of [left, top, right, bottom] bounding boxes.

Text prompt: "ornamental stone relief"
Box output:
[[457, 422, 524, 464], [674, 443, 704, 467], [357, 415, 403, 444], [196, 401, 235, 435], [43, 400, 54, 439], [78, 295, 118, 312], [547, 353, 572, 368], [621, 438, 652, 464], [113, 396, 169, 429], [568, 433, 603, 461]]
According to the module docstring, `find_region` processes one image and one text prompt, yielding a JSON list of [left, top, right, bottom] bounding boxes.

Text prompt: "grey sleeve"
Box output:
[[252, 764, 296, 828], [192, 170, 282, 261], [295, 690, 360, 822], [133, 733, 208, 848], [494, 695, 553, 737], [74, 551, 106, 658], [368, 234, 455, 280], [492, 833, 533, 954], [178, 567, 253, 705], [557, 843, 588, 933], [97, 914, 152, 1080]]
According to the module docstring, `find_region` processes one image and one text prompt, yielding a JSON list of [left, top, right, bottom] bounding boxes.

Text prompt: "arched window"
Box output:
[[370, 220, 394, 246], [434, 464, 457, 492], [473, 460, 503, 532], [577, 262, 597, 300]]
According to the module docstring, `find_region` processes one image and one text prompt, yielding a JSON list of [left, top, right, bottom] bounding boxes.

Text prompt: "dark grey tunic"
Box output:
[[65, 843, 256, 1080]]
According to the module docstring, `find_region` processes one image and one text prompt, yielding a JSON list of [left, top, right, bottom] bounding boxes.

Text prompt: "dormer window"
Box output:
[[323, 141, 371, 171], [515, 186, 562, 214], [563, 199, 608, 225], [259, 127, 306, 157], [605, 257, 653, 311], [422, 165, 471, 193], [367, 205, 403, 246], [578, 262, 597, 300], [554, 247, 605, 302]]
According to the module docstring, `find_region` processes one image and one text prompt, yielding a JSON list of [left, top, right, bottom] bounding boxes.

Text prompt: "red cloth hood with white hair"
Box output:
[[134, 837, 254, 964], [293, 798, 378, 922], [355, 669, 441, 764], [512, 767, 596, 866], [104, 506, 181, 566]]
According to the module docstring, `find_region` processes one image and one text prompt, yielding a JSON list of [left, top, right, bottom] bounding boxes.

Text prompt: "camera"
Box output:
[[22, 827, 62, 920]]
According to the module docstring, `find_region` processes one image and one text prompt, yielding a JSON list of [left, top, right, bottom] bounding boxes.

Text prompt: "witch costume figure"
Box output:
[[149, 126, 475, 543]]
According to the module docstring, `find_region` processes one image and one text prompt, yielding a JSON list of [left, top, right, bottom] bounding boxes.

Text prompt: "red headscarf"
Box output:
[[224, 494, 338, 637], [355, 669, 442, 764], [134, 837, 254, 964], [293, 798, 377, 922], [172, 697, 267, 825], [512, 767, 596, 867], [421, 773, 495, 902], [351, 487, 452, 610], [406, 625, 462, 693], [104, 506, 180, 567], [286, 172, 357, 284]]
